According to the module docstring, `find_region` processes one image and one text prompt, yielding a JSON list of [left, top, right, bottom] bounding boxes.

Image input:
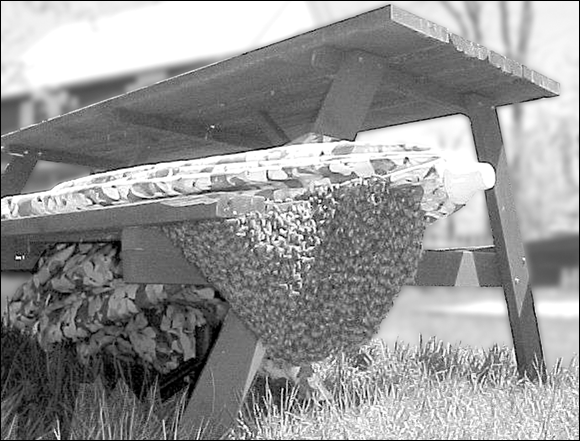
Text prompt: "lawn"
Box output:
[[1, 321, 578, 440], [236, 341, 579, 440]]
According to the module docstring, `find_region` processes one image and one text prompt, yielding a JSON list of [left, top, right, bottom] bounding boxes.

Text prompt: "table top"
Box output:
[[0, 4, 559, 169]]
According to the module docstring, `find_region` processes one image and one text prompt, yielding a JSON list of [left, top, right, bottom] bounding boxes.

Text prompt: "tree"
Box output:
[[438, 2, 533, 186]]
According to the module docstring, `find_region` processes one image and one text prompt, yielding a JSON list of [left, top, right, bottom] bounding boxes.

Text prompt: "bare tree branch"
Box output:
[[439, 1, 471, 39], [517, 0, 533, 62], [506, 1, 534, 203], [464, 1, 484, 43], [499, 1, 513, 58], [561, 121, 580, 191], [510, 1, 534, 131]]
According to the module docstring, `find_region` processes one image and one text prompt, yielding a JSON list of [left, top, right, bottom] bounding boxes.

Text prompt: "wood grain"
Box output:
[[180, 310, 264, 439], [121, 227, 208, 285], [466, 94, 545, 381]]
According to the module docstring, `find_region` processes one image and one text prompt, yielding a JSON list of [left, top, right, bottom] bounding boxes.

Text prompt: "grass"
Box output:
[[1, 321, 578, 441], [237, 340, 579, 440]]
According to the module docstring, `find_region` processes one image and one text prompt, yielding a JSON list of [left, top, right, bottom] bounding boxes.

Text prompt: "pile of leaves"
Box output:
[[6, 242, 229, 374]]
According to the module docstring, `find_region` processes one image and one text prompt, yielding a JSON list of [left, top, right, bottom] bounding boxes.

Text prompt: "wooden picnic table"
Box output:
[[1, 4, 559, 438]]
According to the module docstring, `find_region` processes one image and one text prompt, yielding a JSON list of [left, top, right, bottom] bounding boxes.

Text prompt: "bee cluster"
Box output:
[[162, 177, 426, 364]]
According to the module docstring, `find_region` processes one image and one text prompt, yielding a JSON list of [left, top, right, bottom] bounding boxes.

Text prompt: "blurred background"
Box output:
[[1, 1, 578, 366]]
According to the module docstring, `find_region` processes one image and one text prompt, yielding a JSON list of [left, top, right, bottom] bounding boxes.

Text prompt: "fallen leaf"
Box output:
[[51, 276, 76, 293], [171, 340, 183, 353], [196, 287, 215, 300], [145, 284, 167, 305], [33, 267, 51, 287], [129, 330, 156, 362], [125, 285, 139, 300], [160, 314, 172, 332], [88, 296, 103, 319], [48, 245, 76, 270], [179, 331, 196, 361]]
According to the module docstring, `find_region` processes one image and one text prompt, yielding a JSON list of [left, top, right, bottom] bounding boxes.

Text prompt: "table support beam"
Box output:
[[312, 50, 385, 140], [180, 310, 265, 439], [413, 247, 501, 287], [466, 94, 545, 381], [121, 227, 208, 285]]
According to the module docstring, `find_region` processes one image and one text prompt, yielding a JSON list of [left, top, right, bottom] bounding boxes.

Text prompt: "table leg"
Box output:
[[466, 95, 546, 381]]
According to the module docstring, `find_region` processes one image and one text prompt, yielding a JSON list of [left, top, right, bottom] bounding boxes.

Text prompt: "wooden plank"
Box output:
[[28, 231, 120, 244], [390, 7, 559, 96], [413, 247, 501, 287], [466, 95, 545, 381], [131, 140, 262, 167], [1, 153, 37, 197], [114, 108, 264, 149], [448, 33, 559, 95], [1, 238, 46, 272], [121, 227, 207, 285], [312, 50, 385, 140], [3, 144, 116, 170], [1, 194, 266, 239], [181, 310, 265, 439], [381, 64, 466, 112]]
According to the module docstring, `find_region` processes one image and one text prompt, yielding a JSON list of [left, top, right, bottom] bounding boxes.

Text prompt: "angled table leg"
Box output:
[[466, 95, 546, 381], [180, 309, 265, 439]]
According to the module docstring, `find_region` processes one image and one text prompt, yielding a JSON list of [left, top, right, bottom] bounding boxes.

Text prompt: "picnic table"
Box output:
[[1, 5, 559, 438]]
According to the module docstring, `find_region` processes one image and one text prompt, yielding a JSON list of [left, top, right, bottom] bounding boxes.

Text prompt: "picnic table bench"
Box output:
[[1, 5, 559, 438]]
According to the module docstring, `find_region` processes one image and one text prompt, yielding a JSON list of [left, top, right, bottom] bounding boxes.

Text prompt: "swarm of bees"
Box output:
[[163, 177, 426, 365]]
